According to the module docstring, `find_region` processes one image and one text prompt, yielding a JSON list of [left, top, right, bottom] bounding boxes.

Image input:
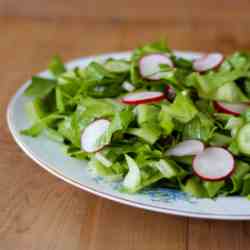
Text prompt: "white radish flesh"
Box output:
[[167, 140, 204, 157], [193, 53, 223, 72], [139, 54, 173, 80], [214, 101, 249, 116], [122, 91, 164, 104], [81, 119, 110, 153], [193, 147, 234, 181]]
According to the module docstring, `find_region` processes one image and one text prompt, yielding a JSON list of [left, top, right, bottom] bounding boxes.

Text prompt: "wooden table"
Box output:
[[2, 1, 250, 248]]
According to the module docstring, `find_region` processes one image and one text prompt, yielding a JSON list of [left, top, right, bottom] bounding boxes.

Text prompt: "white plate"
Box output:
[[7, 51, 250, 220]]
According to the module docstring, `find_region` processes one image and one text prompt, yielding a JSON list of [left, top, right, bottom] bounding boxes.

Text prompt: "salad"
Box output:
[[21, 40, 250, 199]]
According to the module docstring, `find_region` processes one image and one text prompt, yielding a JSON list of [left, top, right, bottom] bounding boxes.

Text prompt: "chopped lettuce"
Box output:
[[20, 40, 250, 199], [24, 76, 57, 99], [48, 55, 66, 77], [97, 107, 134, 148], [230, 161, 250, 194], [166, 93, 198, 123], [203, 181, 225, 198], [183, 113, 215, 142], [158, 105, 174, 135], [127, 123, 161, 145], [182, 177, 208, 198], [136, 104, 159, 126]]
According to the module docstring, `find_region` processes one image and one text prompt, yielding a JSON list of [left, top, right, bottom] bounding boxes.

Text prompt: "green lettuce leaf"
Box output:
[[158, 105, 174, 135], [97, 107, 134, 147], [183, 113, 215, 142], [241, 173, 250, 196], [182, 177, 208, 198], [24, 76, 57, 98], [48, 55, 66, 77], [127, 122, 162, 145], [230, 161, 250, 194], [136, 104, 159, 126], [202, 181, 225, 198], [166, 93, 198, 123], [185, 68, 249, 101]]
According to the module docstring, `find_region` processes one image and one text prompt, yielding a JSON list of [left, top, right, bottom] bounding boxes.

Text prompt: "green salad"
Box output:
[[21, 40, 250, 199]]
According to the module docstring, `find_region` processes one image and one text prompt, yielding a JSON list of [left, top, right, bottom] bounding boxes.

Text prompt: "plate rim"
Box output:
[[7, 51, 250, 220]]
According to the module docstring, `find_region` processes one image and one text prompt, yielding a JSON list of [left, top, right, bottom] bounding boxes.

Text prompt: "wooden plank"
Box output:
[[2, 15, 250, 250], [5, 0, 250, 25], [188, 219, 247, 250], [0, 16, 122, 250], [119, 22, 250, 53], [0, 16, 188, 250], [87, 201, 187, 250]]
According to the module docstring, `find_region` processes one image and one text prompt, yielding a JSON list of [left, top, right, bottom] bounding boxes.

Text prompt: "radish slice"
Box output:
[[122, 91, 164, 104], [193, 147, 235, 181], [167, 140, 204, 157], [193, 53, 224, 72], [214, 101, 249, 116], [139, 54, 173, 80], [164, 84, 176, 102], [81, 119, 110, 153]]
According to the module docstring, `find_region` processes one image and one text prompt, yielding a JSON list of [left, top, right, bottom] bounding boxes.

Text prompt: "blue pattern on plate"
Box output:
[[93, 176, 195, 204], [140, 188, 196, 203]]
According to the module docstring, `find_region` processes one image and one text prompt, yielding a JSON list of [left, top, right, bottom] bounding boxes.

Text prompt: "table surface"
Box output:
[[2, 6, 250, 249]]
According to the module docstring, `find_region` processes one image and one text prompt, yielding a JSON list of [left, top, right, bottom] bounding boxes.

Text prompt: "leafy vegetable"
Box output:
[[24, 76, 57, 98], [48, 55, 66, 77], [20, 40, 250, 199], [165, 93, 198, 123], [183, 113, 215, 142]]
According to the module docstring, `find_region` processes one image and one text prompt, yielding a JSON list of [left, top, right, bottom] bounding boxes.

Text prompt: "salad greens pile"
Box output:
[[21, 40, 250, 199]]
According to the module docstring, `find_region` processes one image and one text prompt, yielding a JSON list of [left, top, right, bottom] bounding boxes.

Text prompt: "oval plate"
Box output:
[[7, 51, 250, 220]]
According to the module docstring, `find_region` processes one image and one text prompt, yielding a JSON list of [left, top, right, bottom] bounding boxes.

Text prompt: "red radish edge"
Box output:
[[167, 140, 205, 157], [193, 53, 224, 72], [192, 147, 235, 181], [214, 101, 250, 116], [81, 119, 110, 153], [122, 91, 165, 104], [164, 84, 176, 102], [139, 54, 173, 80]]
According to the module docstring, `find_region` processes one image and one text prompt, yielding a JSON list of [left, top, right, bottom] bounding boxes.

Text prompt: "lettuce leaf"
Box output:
[[230, 161, 250, 194], [97, 107, 134, 148], [127, 123, 162, 145], [136, 104, 159, 126], [183, 113, 215, 142], [182, 177, 208, 198], [48, 55, 66, 77], [166, 93, 198, 123], [202, 181, 225, 198], [24, 76, 57, 98]]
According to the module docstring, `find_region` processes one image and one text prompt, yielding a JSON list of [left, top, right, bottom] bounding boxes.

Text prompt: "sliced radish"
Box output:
[[193, 53, 224, 72], [214, 101, 249, 116], [139, 54, 173, 80], [122, 91, 164, 104], [81, 119, 110, 153], [167, 140, 204, 157], [164, 84, 176, 102], [193, 147, 235, 181]]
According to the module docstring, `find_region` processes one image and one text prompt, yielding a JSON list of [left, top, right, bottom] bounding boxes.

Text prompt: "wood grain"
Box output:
[[4, 0, 250, 25], [1, 10, 250, 250]]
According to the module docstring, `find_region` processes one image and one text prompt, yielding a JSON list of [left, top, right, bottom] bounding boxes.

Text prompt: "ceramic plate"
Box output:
[[7, 51, 250, 220]]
